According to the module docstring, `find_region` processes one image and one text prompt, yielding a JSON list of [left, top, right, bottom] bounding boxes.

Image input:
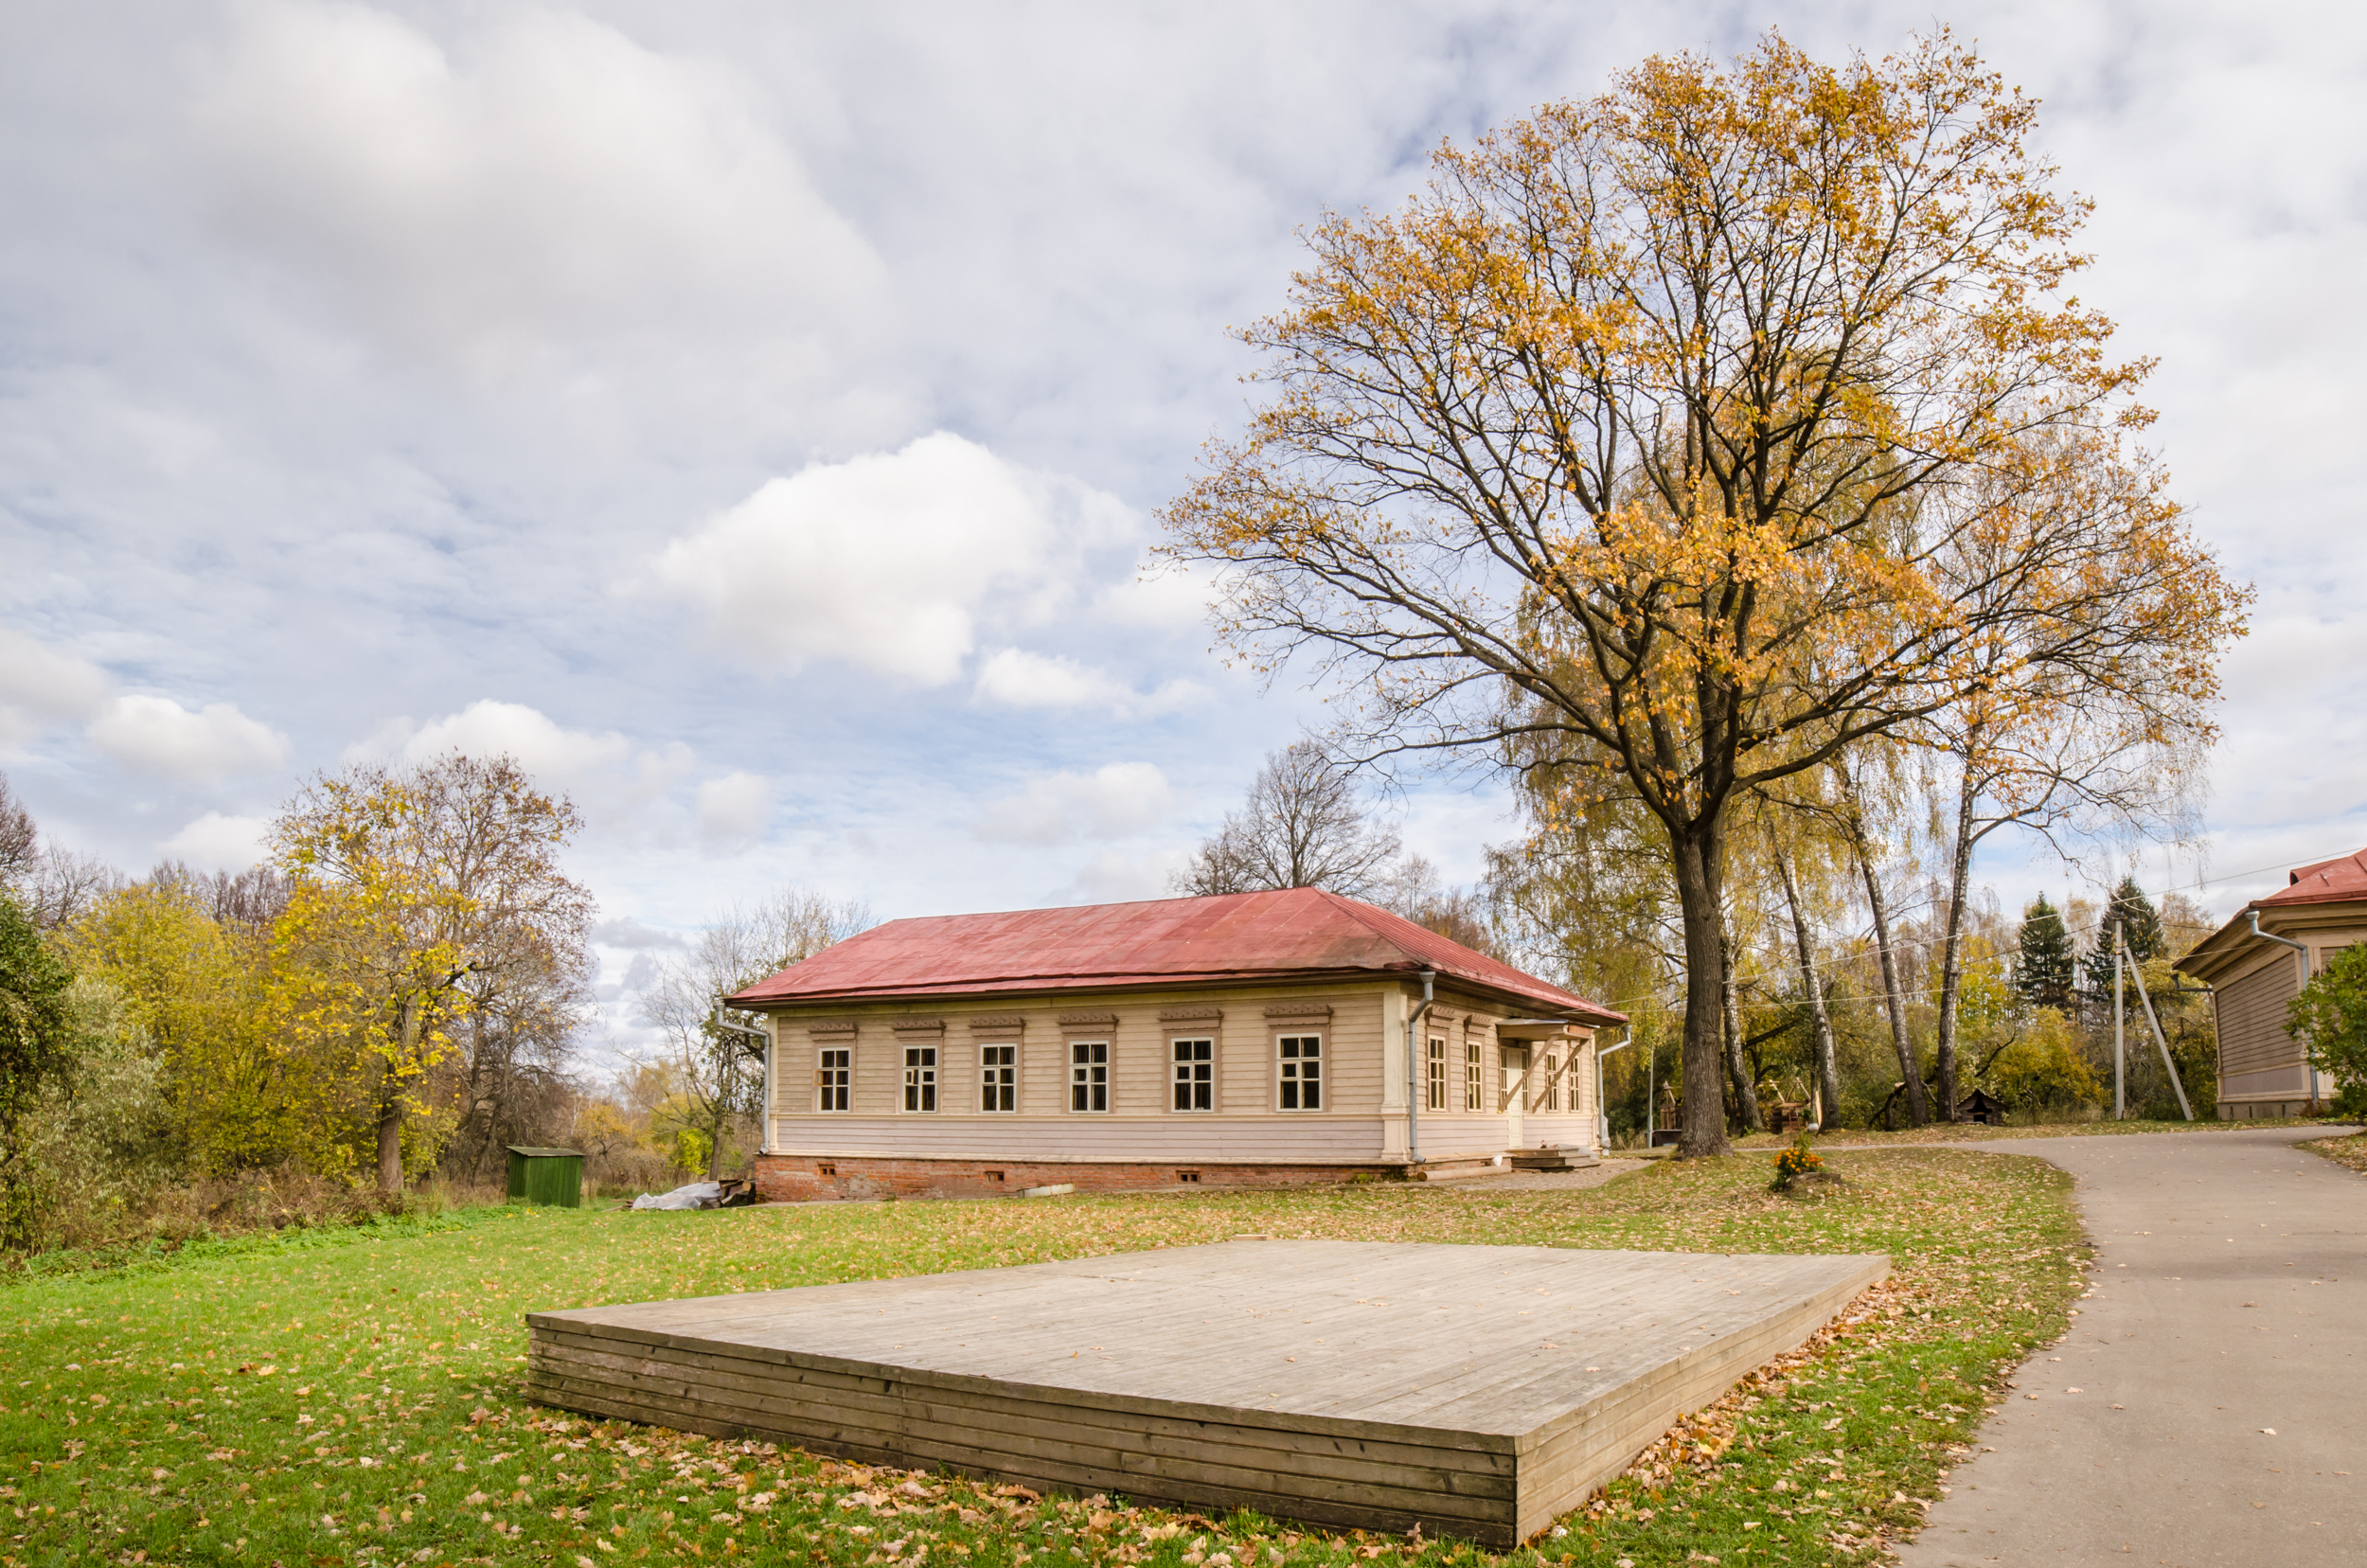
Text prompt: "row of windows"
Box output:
[[1424, 1039, 1573, 1112], [821, 1036, 1326, 1114]]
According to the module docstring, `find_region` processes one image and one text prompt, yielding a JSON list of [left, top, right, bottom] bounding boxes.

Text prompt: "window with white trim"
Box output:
[[903, 1045, 937, 1112], [1070, 1041, 1110, 1112], [1277, 1034, 1322, 1110], [816, 1047, 850, 1113], [1171, 1037, 1215, 1112], [980, 1043, 1017, 1112], [1426, 1036, 1447, 1110], [1543, 1052, 1560, 1112], [1464, 1040, 1483, 1111]]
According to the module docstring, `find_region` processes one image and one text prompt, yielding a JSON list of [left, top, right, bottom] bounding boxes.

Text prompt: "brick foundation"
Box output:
[[752, 1152, 1419, 1203]]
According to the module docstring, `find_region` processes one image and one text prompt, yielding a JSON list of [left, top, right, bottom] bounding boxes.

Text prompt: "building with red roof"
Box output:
[[2176, 847, 2367, 1116], [726, 887, 1625, 1200]]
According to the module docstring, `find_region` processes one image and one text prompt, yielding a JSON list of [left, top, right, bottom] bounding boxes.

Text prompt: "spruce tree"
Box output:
[[2013, 896, 2077, 1012], [2084, 876, 2165, 1002]]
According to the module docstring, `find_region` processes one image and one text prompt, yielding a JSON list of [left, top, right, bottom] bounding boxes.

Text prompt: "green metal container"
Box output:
[[507, 1146, 584, 1208]]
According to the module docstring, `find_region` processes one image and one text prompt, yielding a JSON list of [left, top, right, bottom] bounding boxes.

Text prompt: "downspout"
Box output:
[[1405, 969, 1436, 1168], [2249, 908, 2316, 1100], [1593, 1028, 1633, 1155], [760, 1016, 775, 1155]]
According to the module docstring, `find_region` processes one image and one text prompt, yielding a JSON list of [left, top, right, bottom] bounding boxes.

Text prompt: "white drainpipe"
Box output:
[[1593, 1028, 1633, 1154], [2249, 909, 2316, 1104], [1404, 970, 1436, 1167]]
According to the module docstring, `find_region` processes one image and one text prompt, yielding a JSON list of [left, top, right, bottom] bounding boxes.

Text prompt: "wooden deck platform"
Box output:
[[526, 1240, 1886, 1544]]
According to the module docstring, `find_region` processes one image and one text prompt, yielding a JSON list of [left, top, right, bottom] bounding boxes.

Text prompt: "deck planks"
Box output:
[[526, 1239, 1884, 1544]]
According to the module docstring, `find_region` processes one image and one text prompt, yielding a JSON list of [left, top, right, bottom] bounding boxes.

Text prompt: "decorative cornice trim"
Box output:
[[1263, 1003, 1334, 1018], [1157, 1007, 1223, 1022], [967, 1014, 1028, 1031], [806, 1018, 859, 1036], [889, 1017, 946, 1033], [1057, 1010, 1119, 1026]]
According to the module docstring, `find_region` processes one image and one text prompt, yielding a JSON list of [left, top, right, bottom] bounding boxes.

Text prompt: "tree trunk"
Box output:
[[376, 1066, 404, 1197], [1668, 817, 1735, 1158], [1774, 845, 1842, 1129], [1931, 760, 1981, 1123], [1720, 923, 1762, 1133], [1845, 810, 1931, 1126], [379, 1003, 415, 1197]]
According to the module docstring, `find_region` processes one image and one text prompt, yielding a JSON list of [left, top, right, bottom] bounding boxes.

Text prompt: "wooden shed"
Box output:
[[2175, 847, 2367, 1117], [507, 1146, 584, 1207], [724, 887, 1624, 1201]]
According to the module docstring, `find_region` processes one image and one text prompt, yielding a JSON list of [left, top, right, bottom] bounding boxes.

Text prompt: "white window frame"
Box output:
[[1464, 1039, 1483, 1111], [1426, 1035, 1447, 1111], [979, 1042, 1019, 1113], [1070, 1040, 1111, 1113], [902, 1045, 938, 1113], [1171, 1036, 1216, 1113], [816, 1046, 851, 1113], [1276, 1033, 1323, 1111], [1543, 1052, 1560, 1112]]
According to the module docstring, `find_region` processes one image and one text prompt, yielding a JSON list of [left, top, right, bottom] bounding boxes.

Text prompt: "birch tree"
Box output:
[[1162, 33, 2246, 1153]]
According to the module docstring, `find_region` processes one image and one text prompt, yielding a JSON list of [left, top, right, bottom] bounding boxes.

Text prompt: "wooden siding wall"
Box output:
[[763, 984, 1591, 1163], [773, 985, 1385, 1115], [2215, 951, 2304, 1078]]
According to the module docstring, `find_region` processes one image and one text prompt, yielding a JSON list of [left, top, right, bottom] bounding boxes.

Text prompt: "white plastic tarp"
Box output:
[[630, 1181, 723, 1211]]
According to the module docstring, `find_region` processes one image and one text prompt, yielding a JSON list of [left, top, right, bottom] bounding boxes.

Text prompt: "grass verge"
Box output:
[[0, 1149, 2085, 1568], [2302, 1132, 2367, 1174], [1728, 1114, 2350, 1149]]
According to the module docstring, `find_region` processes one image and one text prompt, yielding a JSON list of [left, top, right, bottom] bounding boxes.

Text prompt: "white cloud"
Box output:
[[160, 811, 272, 871], [190, 0, 883, 381], [0, 628, 111, 748], [351, 700, 691, 824], [87, 694, 288, 781], [649, 433, 1135, 686], [590, 917, 688, 951], [973, 762, 1175, 846], [696, 771, 773, 845], [972, 649, 1207, 717], [1061, 847, 1190, 904]]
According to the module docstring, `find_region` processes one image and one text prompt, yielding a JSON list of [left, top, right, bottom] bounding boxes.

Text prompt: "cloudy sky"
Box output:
[[3, 0, 2362, 1017]]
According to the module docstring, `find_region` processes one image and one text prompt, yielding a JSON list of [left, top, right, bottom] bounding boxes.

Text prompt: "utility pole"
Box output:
[[2113, 920, 2126, 1120]]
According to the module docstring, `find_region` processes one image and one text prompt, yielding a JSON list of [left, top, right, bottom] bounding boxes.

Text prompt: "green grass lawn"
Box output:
[[0, 1150, 2086, 1568]]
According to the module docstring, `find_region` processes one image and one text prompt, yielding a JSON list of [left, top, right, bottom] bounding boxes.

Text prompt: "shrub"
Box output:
[[1771, 1135, 1824, 1188]]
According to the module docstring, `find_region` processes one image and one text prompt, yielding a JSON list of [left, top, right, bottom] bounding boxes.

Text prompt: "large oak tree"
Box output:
[[1163, 33, 2246, 1154]]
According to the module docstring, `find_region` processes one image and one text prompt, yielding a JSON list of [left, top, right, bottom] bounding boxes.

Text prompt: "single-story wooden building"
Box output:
[[2175, 847, 2365, 1117], [725, 886, 1625, 1201]]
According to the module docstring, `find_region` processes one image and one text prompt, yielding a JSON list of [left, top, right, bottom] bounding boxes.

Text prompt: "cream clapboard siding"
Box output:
[[2215, 951, 2305, 1077], [766, 1116, 1395, 1163], [771, 983, 1394, 1151], [763, 980, 1585, 1162]]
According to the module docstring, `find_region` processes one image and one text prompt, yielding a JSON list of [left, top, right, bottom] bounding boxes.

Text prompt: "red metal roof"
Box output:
[[2176, 845, 2367, 983], [725, 886, 1624, 1024], [2260, 847, 2367, 908]]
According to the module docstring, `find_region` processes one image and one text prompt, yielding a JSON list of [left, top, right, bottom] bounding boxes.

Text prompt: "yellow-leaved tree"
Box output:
[[56, 878, 331, 1170], [272, 783, 473, 1193], [271, 754, 589, 1194], [1161, 31, 2248, 1155]]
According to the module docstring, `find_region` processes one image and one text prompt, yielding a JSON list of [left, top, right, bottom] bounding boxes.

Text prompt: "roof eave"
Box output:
[[731, 966, 1622, 1025]]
